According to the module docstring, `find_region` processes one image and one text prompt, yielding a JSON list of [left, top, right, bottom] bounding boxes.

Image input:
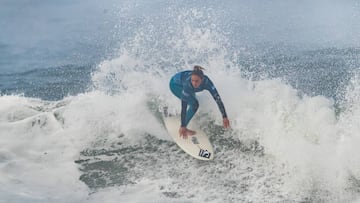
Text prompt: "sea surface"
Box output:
[[1, 0, 360, 202]]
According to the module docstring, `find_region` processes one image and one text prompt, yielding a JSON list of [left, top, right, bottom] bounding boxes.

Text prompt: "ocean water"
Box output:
[[1, 0, 360, 202]]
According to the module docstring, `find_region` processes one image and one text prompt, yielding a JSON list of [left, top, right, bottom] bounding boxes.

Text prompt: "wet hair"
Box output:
[[192, 65, 205, 79]]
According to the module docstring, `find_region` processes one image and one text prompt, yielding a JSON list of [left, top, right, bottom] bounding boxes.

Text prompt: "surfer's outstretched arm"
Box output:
[[206, 80, 230, 128]]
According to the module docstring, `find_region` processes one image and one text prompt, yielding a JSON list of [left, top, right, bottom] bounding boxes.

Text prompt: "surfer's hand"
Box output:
[[223, 117, 230, 128], [179, 127, 188, 139]]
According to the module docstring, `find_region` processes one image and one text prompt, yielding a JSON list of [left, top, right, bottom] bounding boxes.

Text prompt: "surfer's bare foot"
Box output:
[[186, 129, 196, 135], [179, 127, 196, 139]]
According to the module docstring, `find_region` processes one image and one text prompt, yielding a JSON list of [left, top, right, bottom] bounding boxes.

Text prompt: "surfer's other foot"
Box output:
[[179, 127, 196, 139], [186, 129, 196, 135]]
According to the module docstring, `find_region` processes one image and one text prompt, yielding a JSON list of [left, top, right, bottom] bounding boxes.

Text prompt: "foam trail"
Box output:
[[0, 90, 171, 202]]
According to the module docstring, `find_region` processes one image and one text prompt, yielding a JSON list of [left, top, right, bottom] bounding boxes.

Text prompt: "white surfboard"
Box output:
[[163, 116, 214, 160]]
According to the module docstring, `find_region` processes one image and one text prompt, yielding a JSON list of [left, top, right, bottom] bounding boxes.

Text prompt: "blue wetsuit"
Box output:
[[169, 71, 228, 127]]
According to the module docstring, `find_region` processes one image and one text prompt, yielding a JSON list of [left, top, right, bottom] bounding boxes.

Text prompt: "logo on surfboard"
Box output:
[[199, 149, 211, 159]]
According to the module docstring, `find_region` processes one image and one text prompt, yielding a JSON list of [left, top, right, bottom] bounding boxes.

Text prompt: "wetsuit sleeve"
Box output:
[[180, 86, 197, 127], [180, 88, 191, 127], [181, 100, 187, 127], [206, 79, 228, 118]]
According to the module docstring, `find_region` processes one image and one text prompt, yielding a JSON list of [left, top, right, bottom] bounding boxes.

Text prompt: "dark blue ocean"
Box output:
[[1, 0, 360, 202]]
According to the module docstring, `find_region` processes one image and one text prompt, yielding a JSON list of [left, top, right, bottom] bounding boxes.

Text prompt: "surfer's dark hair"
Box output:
[[192, 65, 205, 79]]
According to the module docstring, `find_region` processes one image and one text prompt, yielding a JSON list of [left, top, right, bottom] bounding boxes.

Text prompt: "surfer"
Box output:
[[169, 65, 230, 138]]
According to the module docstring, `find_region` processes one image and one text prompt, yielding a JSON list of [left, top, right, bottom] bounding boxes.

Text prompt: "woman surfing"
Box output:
[[169, 65, 230, 138]]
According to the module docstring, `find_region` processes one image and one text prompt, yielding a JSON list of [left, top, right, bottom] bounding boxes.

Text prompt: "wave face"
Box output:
[[1, 0, 360, 202]]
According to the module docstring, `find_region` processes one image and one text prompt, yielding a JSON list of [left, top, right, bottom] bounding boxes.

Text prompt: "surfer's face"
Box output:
[[191, 75, 202, 88]]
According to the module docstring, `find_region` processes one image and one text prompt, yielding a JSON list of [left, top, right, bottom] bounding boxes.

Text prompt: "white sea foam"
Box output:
[[2, 64, 360, 202]]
